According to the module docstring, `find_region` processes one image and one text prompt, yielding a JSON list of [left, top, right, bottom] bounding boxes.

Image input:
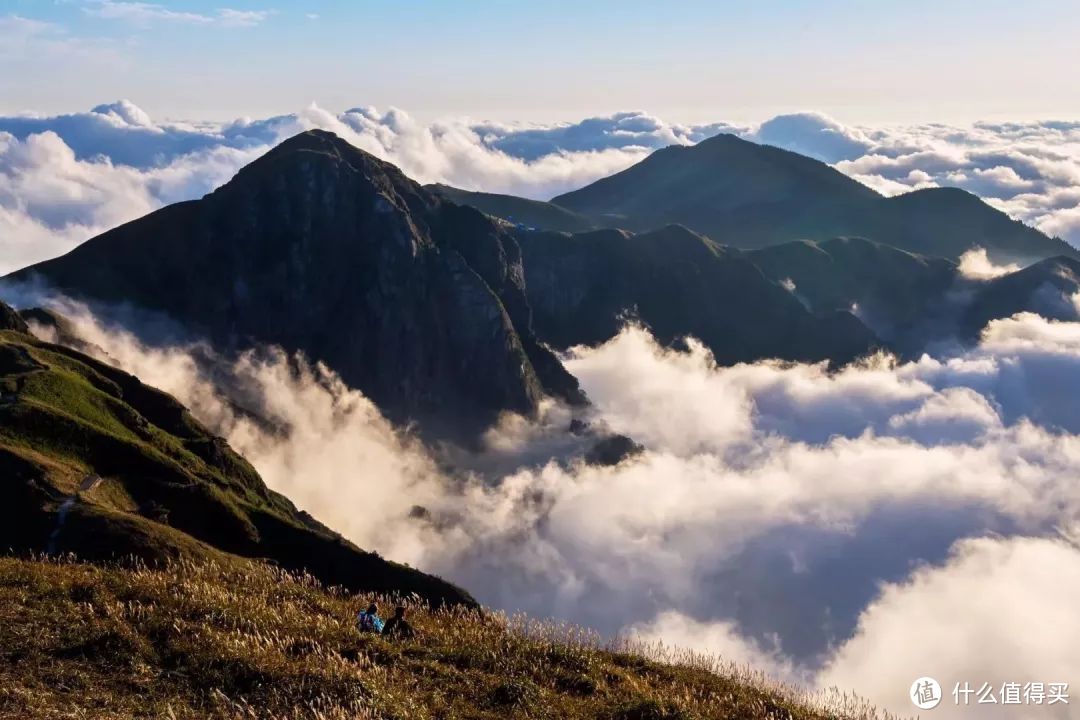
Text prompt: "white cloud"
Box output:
[[957, 247, 1021, 280], [0, 129, 262, 273], [0, 14, 53, 42], [1038, 203, 1080, 245], [819, 535, 1080, 719], [748, 112, 873, 163], [83, 2, 272, 27], [215, 9, 273, 27], [85, 1, 214, 25], [0, 13, 123, 66], [832, 121, 1080, 246]]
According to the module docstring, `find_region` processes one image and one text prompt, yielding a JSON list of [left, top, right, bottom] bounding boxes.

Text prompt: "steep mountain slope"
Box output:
[[749, 237, 958, 346], [751, 239, 1080, 351], [8, 130, 584, 441], [0, 302, 472, 606], [551, 134, 1075, 262], [517, 225, 879, 365], [427, 183, 598, 233], [961, 255, 1080, 334], [881, 186, 1069, 263]]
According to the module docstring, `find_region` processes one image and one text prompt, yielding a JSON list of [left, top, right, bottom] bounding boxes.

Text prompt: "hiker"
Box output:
[[357, 602, 384, 633], [381, 605, 415, 640]]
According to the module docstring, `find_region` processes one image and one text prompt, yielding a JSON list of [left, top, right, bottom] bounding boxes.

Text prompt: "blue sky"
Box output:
[[2, 0, 1079, 123]]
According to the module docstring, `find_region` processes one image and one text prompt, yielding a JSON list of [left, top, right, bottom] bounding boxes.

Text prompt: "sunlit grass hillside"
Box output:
[[0, 556, 886, 720], [0, 301, 471, 606]]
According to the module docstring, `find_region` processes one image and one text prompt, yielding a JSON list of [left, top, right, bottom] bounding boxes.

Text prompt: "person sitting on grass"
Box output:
[[357, 602, 384, 633], [381, 605, 415, 640]]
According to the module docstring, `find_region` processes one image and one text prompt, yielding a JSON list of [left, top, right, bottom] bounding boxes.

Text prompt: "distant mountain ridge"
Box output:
[[961, 255, 1080, 334], [442, 133, 1073, 264], [517, 225, 880, 364], [749, 237, 1080, 353], [748, 237, 959, 351], [427, 184, 598, 233]]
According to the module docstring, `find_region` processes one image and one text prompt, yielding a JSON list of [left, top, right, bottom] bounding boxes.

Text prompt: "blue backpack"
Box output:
[[358, 611, 384, 633]]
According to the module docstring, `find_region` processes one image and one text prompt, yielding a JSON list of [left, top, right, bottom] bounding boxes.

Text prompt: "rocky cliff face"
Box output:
[[516, 225, 880, 366], [10, 130, 584, 440], [749, 237, 959, 352]]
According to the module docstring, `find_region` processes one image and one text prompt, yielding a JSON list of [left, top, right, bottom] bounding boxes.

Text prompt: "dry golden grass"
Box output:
[[0, 555, 889, 720]]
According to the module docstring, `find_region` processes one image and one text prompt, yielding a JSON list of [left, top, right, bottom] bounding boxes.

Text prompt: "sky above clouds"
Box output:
[[3, 1, 1080, 124]]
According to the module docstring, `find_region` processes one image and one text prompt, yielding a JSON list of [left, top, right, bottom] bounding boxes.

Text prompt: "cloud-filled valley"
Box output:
[[2, 101, 1080, 273], [8, 286, 1080, 719]]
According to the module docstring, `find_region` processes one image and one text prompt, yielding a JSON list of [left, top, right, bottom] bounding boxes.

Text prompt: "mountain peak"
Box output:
[[245, 129, 401, 181], [891, 185, 982, 206], [552, 127, 880, 244], [8, 134, 585, 441], [270, 128, 355, 156], [694, 131, 752, 147], [208, 129, 433, 232]]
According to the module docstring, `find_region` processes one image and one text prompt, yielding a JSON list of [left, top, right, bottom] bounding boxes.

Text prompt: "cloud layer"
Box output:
[[2, 102, 1079, 274], [9, 284, 1080, 718], [84, 2, 272, 28]]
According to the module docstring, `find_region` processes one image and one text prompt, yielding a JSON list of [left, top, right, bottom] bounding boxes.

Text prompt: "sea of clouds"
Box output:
[[5, 283, 1078, 720], [5, 102, 1080, 717], [2, 101, 1080, 274]]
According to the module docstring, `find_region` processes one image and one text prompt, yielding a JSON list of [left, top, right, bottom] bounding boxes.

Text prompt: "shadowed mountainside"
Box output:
[[427, 183, 598, 233], [960, 255, 1080, 334], [516, 225, 880, 365], [0, 301, 473, 606], [749, 237, 959, 348], [751, 238, 1080, 352]]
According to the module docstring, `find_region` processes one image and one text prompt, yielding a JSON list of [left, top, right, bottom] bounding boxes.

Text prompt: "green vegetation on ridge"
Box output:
[[0, 305, 473, 607]]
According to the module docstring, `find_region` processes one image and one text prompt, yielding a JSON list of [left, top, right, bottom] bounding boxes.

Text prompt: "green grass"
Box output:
[[0, 556, 884, 720], [0, 330, 311, 539], [0, 324, 475, 607]]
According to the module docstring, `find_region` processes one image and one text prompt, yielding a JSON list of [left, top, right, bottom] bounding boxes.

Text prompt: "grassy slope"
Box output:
[[0, 556, 872, 720], [0, 323, 473, 606]]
